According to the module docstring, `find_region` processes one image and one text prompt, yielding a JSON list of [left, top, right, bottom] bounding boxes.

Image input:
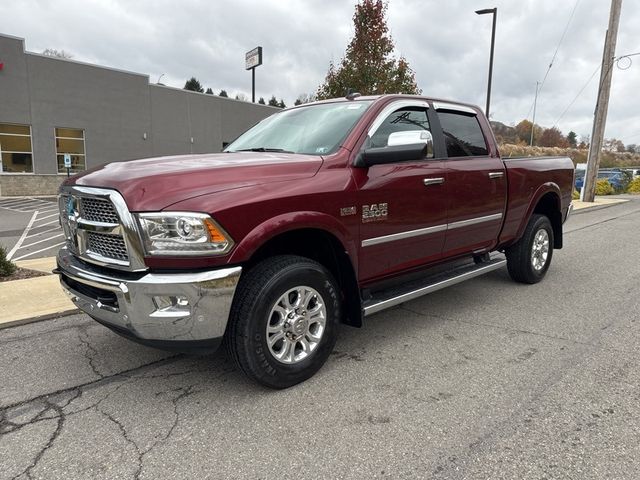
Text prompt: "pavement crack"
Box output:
[[0, 355, 181, 413], [77, 328, 105, 379], [97, 408, 144, 480], [10, 400, 67, 480]]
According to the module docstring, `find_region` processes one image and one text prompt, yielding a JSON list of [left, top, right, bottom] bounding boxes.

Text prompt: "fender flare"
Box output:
[[513, 182, 562, 242], [228, 211, 358, 268]]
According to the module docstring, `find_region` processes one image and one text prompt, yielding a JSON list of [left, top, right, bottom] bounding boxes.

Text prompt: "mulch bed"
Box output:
[[0, 268, 48, 283]]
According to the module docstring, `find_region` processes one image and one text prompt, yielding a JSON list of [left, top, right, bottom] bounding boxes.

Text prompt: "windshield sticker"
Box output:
[[315, 147, 329, 154]]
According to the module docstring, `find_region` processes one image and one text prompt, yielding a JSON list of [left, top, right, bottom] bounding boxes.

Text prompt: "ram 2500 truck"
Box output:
[[55, 94, 574, 388]]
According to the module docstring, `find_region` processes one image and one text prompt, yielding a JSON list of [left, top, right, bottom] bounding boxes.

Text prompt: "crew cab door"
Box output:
[[352, 100, 448, 283], [434, 104, 507, 257]]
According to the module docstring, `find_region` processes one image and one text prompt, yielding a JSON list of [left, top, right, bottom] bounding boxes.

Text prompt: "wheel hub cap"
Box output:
[[531, 228, 550, 271], [266, 286, 326, 364]]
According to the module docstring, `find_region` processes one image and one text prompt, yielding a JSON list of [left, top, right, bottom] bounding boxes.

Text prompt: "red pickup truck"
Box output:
[[55, 94, 574, 388]]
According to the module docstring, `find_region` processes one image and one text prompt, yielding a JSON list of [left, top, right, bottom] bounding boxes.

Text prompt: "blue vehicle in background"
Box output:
[[575, 169, 626, 191]]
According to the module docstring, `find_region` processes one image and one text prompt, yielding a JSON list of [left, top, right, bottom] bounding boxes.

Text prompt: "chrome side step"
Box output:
[[363, 255, 507, 316]]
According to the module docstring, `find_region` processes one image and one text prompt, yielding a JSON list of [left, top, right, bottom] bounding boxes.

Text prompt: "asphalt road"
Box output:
[[1, 198, 639, 479]]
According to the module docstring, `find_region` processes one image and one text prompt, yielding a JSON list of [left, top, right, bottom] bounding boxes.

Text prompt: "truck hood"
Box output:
[[70, 152, 323, 211]]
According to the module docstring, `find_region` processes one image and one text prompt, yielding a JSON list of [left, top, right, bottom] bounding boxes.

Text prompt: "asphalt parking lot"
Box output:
[[0, 197, 63, 261], [1, 198, 639, 479]]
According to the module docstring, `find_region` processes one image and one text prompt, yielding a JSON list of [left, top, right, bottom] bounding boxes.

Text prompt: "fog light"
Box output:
[[151, 295, 190, 317]]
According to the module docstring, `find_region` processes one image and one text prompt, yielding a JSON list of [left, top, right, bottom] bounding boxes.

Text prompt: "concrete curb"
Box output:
[[0, 308, 79, 330]]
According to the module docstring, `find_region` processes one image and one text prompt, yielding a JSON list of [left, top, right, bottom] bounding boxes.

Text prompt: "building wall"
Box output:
[[0, 33, 277, 195]]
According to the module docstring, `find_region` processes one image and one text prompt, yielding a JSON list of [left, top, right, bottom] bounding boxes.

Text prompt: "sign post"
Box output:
[[245, 46, 263, 103], [64, 153, 71, 177]]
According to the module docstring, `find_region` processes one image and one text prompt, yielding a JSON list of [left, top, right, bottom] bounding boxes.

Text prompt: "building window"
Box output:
[[56, 128, 86, 173], [0, 123, 34, 173]]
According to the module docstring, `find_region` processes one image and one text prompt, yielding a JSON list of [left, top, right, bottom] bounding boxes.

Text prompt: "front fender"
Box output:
[[228, 211, 358, 267]]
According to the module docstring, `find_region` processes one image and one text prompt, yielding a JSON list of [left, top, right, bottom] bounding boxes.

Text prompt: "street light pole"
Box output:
[[476, 7, 497, 119]]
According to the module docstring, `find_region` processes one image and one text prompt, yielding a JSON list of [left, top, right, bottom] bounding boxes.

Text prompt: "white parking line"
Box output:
[[35, 212, 60, 221], [25, 226, 62, 238], [36, 219, 60, 227], [13, 241, 66, 261], [7, 211, 39, 260], [20, 233, 64, 249]]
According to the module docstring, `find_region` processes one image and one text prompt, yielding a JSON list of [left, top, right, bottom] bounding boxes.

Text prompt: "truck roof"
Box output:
[[298, 94, 482, 114]]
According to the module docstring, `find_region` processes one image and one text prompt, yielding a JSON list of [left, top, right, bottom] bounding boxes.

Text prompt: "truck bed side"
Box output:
[[499, 156, 575, 248]]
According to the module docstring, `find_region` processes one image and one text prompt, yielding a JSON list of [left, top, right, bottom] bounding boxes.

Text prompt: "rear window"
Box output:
[[437, 111, 489, 157]]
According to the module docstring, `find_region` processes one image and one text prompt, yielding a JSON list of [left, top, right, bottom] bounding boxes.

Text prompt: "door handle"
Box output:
[[423, 177, 445, 186], [488, 172, 504, 179]]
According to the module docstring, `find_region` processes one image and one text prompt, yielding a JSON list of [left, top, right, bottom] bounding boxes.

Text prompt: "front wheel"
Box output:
[[225, 255, 340, 389], [505, 214, 554, 284]]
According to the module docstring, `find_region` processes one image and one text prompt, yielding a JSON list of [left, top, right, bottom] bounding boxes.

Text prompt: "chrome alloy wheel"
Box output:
[[266, 286, 326, 364], [531, 228, 550, 271]]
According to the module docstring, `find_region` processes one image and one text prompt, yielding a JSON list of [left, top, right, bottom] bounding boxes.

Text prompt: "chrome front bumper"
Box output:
[[55, 247, 241, 344]]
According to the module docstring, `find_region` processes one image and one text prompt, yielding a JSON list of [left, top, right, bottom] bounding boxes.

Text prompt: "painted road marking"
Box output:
[[7, 211, 39, 260], [13, 242, 66, 261]]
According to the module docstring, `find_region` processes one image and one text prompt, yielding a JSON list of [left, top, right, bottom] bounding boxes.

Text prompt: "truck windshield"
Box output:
[[225, 100, 373, 156]]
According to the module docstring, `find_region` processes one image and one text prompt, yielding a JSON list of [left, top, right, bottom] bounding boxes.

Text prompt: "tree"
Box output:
[[278, 99, 286, 109], [603, 138, 625, 152], [295, 93, 316, 106], [294, 99, 302, 106], [235, 93, 248, 101], [514, 120, 542, 145], [539, 127, 569, 148], [268, 95, 279, 107], [567, 131, 578, 148], [184, 77, 204, 93], [258, 97, 266, 105], [626, 144, 638, 154], [42, 48, 73, 59], [316, 0, 420, 99], [205, 87, 213, 94], [219, 89, 228, 97]]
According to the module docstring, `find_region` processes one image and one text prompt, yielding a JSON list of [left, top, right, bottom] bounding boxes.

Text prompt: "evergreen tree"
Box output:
[[268, 95, 279, 107], [184, 77, 204, 93], [205, 87, 214, 94], [278, 99, 286, 109], [316, 0, 420, 99], [258, 97, 266, 105], [294, 99, 302, 106], [219, 89, 228, 97], [567, 131, 578, 148]]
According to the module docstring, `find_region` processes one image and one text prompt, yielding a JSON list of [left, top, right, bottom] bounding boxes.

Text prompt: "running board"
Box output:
[[363, 255, 507, 316]]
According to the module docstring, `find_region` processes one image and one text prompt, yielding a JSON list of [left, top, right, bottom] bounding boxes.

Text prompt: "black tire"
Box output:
[[225, 255, 341, 389], [505, 214, 554, 284]]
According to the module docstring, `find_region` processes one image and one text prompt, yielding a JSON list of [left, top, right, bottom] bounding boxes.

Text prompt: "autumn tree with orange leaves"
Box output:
[[316, 0, 421, 99]]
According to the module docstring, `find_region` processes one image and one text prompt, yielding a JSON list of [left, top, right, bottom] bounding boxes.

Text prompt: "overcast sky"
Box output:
[[2, 0, 639, 144]]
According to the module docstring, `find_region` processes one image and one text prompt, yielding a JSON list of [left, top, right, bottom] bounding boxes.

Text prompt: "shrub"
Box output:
[[572, 189, 580, 200], [595, 179, 615, 196], [627, 177, 640, 194], [0, 246, 17, 277]]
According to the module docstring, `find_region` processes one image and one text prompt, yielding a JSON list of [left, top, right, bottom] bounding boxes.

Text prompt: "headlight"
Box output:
[[136, 212, 234, 256]]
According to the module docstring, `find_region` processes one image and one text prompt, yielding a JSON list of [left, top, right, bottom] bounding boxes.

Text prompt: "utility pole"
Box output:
[[581, 0, 623, 202], [530, 81, 540, 146]]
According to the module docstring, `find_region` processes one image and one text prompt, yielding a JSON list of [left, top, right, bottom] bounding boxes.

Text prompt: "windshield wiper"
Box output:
[[233, 147, 295, 153]]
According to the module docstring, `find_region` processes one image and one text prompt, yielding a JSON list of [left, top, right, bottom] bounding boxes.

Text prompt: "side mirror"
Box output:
[[354, 143, 429, 168], [387, 130, 433, 147]]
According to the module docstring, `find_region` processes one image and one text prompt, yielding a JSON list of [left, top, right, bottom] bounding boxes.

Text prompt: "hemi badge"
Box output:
[[340, 206, 357, 216]]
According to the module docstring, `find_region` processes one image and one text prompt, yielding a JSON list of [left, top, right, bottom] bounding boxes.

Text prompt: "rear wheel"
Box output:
[[225, 255, 340, 389], [505, 214, 554, 284]]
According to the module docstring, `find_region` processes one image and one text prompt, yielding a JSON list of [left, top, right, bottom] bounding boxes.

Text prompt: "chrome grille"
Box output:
[[80, 197, 119, 224], [87, 232, 129, 261]]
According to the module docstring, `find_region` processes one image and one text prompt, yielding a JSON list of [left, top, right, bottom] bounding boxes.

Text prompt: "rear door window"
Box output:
[[437, 111, 488, 157]]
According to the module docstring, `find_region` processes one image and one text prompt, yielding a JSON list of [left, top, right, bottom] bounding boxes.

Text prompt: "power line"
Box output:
[[552, 51, 640, 129], [551, 63, 601, 128], [524, 0, 582, 121]]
